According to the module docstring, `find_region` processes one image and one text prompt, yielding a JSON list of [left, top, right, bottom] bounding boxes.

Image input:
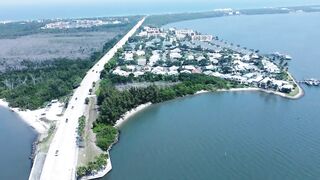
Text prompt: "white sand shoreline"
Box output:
[[0, 99, 64, 134], [0, 99, 49, 134], [114, 102, 152, 128], [196, 86, 304, 100], [0, 84, 303, 141]]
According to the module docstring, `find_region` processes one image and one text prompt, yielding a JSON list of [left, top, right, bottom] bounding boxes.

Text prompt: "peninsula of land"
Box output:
[[1, 5, 315, 180]]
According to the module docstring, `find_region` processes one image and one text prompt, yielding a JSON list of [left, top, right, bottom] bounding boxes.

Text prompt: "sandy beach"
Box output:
[[114, 102, 152, 128], [214, 86, 304, 100], [0, 99, 64, 134]]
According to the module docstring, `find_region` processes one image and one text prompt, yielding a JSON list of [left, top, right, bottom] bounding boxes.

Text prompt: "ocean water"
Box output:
[[0, 107, 36, 180], [1, 6, 320, 180], [163, 12, 320, 80], [1, 0, 320, 21], [103, 12, 320, 180]]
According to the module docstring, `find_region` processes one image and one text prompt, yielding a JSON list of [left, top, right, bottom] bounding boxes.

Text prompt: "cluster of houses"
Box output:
[[111, 26, 295, 93], [41, 18, 128, 30]]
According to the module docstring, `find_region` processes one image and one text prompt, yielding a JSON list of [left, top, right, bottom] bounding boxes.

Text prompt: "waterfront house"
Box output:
[[124, 51, 134, 61], [137, 58, 147, 66], [192, 35, 213, 42]]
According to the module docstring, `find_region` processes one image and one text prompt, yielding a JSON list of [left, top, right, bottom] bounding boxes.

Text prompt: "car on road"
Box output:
[[65, 118, 68, 123], [55, 150, 59, 156]]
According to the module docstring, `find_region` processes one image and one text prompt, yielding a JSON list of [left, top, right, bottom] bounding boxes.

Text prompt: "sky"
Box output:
[[1, 0, 320, 20]]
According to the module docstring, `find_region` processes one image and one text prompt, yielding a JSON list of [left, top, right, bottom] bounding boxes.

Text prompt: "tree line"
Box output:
[[0, 34, 125, 110], [93, 71, 237, 153]]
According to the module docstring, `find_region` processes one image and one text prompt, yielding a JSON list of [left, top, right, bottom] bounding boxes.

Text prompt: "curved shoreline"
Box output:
[[0, 84, 303, 137], [82, 102, 153, 179], [93, 85, 304, 179], [0, 83, 304, 180], [114, 102, 153, 128], [218, 87, 304, 100], [0, 99, 49, 134]]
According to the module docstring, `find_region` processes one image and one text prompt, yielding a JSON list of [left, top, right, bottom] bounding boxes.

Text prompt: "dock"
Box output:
[[298, 79, 320, 86]]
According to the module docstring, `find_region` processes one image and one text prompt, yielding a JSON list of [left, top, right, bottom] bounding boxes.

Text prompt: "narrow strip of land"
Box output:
[[38, 17, 145, 180]]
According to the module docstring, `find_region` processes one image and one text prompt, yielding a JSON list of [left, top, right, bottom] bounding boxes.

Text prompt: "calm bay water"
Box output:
[[0, 107, 36, 180], [104, 12, 320, 180], [0, 9, 320, 180]]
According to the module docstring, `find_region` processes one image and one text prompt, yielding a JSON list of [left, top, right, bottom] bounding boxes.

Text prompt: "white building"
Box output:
[[169, 66, 180, 71], [124, 51, 134, 61], [113, 68, 130, 77], [175, 29, 194, 36], [137, 58, 147, 66], [168, 70, 179, 75], [262, 59, 280, 73], [182, 65, 196, 71], [170, 52, 182, 59], [133, 71, 145, 77], [187, 54, 195, 60], [136, 50, 145, 56], [151, 66, 166, 75], [149, 52, 161, 66], [192, 35, 213, 42], [208, 53, 222, 59]]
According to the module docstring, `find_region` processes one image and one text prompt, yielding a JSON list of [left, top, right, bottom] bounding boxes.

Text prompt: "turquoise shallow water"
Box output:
[[103, 12, 320, 180]]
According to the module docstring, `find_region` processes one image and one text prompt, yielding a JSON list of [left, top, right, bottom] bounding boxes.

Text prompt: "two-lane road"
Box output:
[[38, 17, 145, 180]]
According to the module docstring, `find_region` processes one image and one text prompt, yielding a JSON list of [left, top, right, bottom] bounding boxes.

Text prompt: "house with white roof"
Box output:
[[126, 65, 136, 72], [124, 51, 134, 61], [180, 70, 192, 74], [175, 29, 194, 36], [208, 52, 222, 59], [137, 58, 147, 66], [170, 52, 182, 59], [169, 66, 179, 71], [209, 57, 219, 64], [113, 68, 130, 77], [151, 66, 166, 75], [279, 84, 294, 93], [182, 65, 196, 71], [187, 54, 195, 60], [196, 56, 206, 61], [262, 59, 280, 73], [191, 35, 213, 42], [136, 50, 145, 56], [205, 64, 217, 71], [168, 70, 179, 75], [149, 52, 161, 66], [242, 54, 251, 62], [133, 71, 145, 77]]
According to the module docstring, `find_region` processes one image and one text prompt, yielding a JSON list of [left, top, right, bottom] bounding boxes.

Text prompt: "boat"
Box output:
[[284, 55, 292, 60]]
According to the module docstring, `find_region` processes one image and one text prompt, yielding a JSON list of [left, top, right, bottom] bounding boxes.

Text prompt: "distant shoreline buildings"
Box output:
[[41, 18, 129, 30], [112, 26, 296, 94]]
